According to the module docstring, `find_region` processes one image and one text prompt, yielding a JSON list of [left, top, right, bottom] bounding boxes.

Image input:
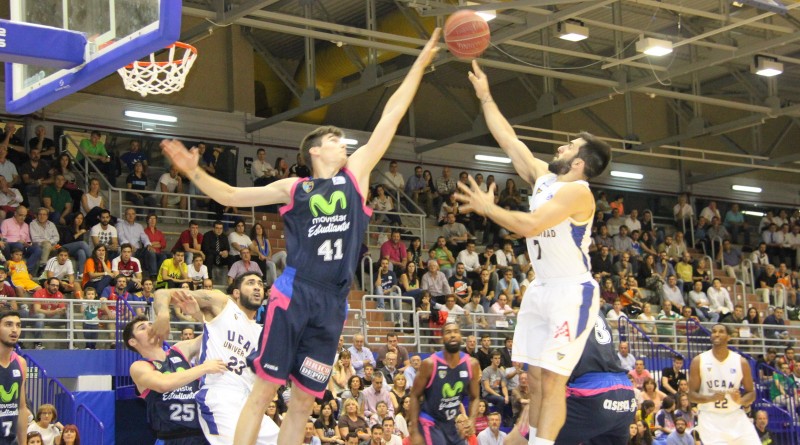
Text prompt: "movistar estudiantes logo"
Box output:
[[0, 383, 18, 403], [442, 381, 463, 398], [309, 191, 347, 217]]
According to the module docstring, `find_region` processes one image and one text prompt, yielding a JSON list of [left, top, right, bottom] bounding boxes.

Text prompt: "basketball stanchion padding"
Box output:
[[117, 42, 197, 96]]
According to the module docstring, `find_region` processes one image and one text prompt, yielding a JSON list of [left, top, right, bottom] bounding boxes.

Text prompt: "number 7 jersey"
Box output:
[[526, 173, 594, 280], [279, 169, 371, 288]]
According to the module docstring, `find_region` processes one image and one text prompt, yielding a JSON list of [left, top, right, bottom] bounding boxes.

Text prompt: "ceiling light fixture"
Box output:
[[475, 154, 511, 164], [731, 185, 762, 193], [557, 21, 589, 42], [741, 210, 766, 217], [124, 110, 177, 123], [635, 37, 673, 56], [752, 55, 783, 77], [610, 170, 644, 180]]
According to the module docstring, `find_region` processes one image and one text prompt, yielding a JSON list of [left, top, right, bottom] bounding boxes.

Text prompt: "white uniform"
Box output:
[[196, 299, 279, 445], [512, 173, 599, 376], [695, 349, 760, 445]]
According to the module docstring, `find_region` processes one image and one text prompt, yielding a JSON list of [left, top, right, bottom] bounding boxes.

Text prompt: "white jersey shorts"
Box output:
[[696, 410, 760, 445], [196, 386, 279, 445], [512, 272, 599, 376]]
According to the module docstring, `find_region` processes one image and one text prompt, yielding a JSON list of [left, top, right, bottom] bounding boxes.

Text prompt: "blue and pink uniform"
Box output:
[[554, 312, 636, 445], [252, 169, 370, 397], [418, 351, 472, 445], [0, 352, 23, 445]]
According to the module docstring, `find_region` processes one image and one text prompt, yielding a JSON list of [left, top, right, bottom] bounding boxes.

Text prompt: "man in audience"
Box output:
[[707, 278, 734, 321], [463, 335, 478, 357], [495, 267, 520, 306], [117, 208, 158, 278], [374, 332, 410, 372], [612, 225, 634, 258], [605, 299, 624, 331], [227, 219, 252, 260], [44, 248, 80, 296], [660, 355, 686, 396], [31, 277, 66, 349], [675, 253, 695, 292], [611, 252, 633, 290], [29, 124, 57, 161], [441, 212, 471, 255], [706, 216, 730, 244], [157, 250, 191, 289], [665, 417, 692, 445], [421, 260, 452, 305], [456, 240, 482, 281], [405, 165, 432, 217], [624, 209, 641, 233], [29, 207, 59, 270], [0, 176, 23, 221], [172, 220, 204, 264], [627, 359, 652, 390], [380, 351, 401, 385], [349, 334, 376, 378], [158, 165, 188, 211], [112, 244, 144, 293], [432, 236, 456, 279], [201, 220, 232, 275], [656, 299, 681, 337], [18, 147, 52, 208], [481, 351, 509, 415], [754, 410, 771, 444], [763, 307, 790, 340], [90, 209, 120, 258], [763, 223, 783, 265], [434, 166, 457, 210], [605, 208, 626, 237], [363, 371, 394, 420], [382, 160, 404, 193], [227, 247, 263, 286], [756, 264, 781, 307], [688, 280, 718, 322], [435, 294, 467, 328], [750, 242, 771, 279], [403, 354, 421, 389], [0, 145, 19, 186], [718, 239, 744, 280], [477, 412, 506, 445], [617, 341, 636, 371], [374, 257, 399, 312], [667, 232, 689, 263], [120, 139, 148, 173], [449, 263, 472, 306], [475, 334, 493, 371], [463, 292, 489, 329], [41, 175, 72, 225], [1, 206, 41, 271], [77, 130, 113, 184], [662, 275, 685, 313], [591, 246, 614, 283], [593, 225, 614, 251], [379, 229, 406, 271]]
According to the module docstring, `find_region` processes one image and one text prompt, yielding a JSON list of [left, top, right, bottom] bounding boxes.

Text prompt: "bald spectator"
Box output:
[[421, 260, 451, 305], [1, 206, 42, 271], [29, 207, 59, 270], [617, 341, 636, 371], [349, 334, 376, 378]]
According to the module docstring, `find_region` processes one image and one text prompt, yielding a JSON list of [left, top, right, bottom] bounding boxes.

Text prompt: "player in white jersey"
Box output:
[[459, 61, 611, 445], [688, 324, 760, 445], [150, 272, 279, 445]]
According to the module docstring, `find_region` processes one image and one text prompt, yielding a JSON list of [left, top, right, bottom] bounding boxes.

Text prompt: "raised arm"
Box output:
[[468, 61, 548, 185], [347, 29, 440, 196], [130, 356, 226, 394], [150, 289, 227, 342], [456, 176, 593, 238], [161, 139, 295, 207]]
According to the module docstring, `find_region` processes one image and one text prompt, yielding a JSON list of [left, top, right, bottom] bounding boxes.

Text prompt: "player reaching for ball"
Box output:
[[456, 60, 611, 445], [161, 29, 440, 445], [688, 324, 760, 445]]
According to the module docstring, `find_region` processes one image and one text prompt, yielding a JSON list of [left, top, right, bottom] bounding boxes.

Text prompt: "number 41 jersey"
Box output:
[[279, 169, 371, 289]]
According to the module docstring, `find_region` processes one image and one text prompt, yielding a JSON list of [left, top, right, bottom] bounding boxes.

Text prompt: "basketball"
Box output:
[[444, 10, 491, 60]]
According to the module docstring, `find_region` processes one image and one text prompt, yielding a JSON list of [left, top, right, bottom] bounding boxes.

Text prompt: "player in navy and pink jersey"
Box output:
[[161, 29, 441, 445], [0, 311, 27, 445], [408, 323, 481, 445], [125, 315, 227, 445]]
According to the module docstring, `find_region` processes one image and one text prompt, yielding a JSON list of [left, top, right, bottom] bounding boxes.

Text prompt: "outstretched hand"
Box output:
[[454, 175, 496, 217], [416, 28, 442, 68], [173, 291, 202, 320], [468, 60, 490, 101], [161, 139, 200, 176]]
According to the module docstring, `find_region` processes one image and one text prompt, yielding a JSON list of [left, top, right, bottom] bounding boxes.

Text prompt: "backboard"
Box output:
[[4, 0, 181, 115]]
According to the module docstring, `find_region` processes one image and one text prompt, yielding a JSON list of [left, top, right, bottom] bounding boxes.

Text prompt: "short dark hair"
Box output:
[[120, 243, 133, 252], [576, 131, 611, 179], [233, 272, 262, 293], [300, 125, 344, 173], [122, 315, 150, 352], [56, 247, 69, 256], [371, 425, 383, 433], [0, 310, 20, 324]]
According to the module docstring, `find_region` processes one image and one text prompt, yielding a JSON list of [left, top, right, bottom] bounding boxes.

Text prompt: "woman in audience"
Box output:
[[337, 398, 370, 443], [143, 213, 169, 272], [394, 396, 410, 439], [485, 175, 499, 202], [653, 395, 677, 444], [339, 375, 365, 408], [388, 373, 408, 412], [80, 178, 108, 227], [629, 420, 653, 445], [60, 212, 92, 275], [639, 231, 658, 257], [26, 431, 44, 445], [59, 424, 80, 445], [274, 157, 290, 179], [27, 404, 63, 445], [55, 153, 83, 208], [125, 161, 153, 207], [600, 278, 618, 303], [498, 178, 523, 210], [399, 261, 422, 303], [422, 170, 437, 208], [188, 253, 208, 290], [638, 254, 659, 290], [250, 223, 279, 287], [82, 245, 113, 292], [369, 184, 401, 227], [406, 237, 425, 278], [747, 307, 761, 326], [636, 400, 656, 432], [266, 400, 282, 427], [640, 378, 667, 411], [329, 350, 355, 397], [693, 258, 711, 292], [314, 402, 342, 444], [474, 399, 489, 435], [675, 393, 696, 430]]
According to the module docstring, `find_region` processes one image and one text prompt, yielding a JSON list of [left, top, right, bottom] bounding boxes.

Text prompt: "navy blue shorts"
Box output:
[[418, 414, 465, 445], [250, 267, 349, 397], [555, 388, 637, 445]]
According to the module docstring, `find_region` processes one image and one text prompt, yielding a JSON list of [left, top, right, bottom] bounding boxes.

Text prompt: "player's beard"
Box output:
[[239, 293, 262, 311], [444, 341, 461, 353], [0, 339, 17, 348], [548, 157, 572, 175]]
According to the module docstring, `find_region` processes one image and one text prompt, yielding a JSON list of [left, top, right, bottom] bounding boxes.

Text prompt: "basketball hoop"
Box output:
[[117, 42, 197, 97]]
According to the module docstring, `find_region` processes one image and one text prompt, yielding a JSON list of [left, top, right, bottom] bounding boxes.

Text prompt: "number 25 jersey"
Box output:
[[526, 173, 594, 281], [279, 169, 371, 289]]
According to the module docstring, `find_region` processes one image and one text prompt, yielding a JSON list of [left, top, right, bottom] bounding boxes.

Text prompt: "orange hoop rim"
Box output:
[[122, 42, 198, 69]]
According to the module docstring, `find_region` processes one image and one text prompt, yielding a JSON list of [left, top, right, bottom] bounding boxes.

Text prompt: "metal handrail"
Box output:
[[702, 255, 715, 282], [774, 282, 788, 313], [360, 255, 374, 293], [709, 235, 724, 267], [734, 279, 748, 307], [76, 403, 105, 445], [742, 258, 756, 294]]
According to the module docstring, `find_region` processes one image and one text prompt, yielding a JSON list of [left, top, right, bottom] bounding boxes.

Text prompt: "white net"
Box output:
[[117, 42, 197, 97]]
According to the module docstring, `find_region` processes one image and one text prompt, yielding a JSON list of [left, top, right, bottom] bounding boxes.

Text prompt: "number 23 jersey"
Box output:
[[526, 173, 593, 281], [279, 169, 371, 289]]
